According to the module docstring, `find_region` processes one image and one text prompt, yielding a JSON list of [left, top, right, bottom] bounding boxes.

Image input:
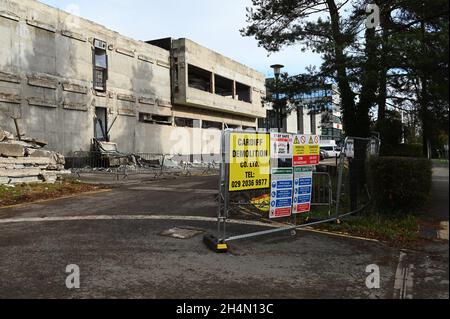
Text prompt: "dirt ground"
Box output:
[[0, 180, 106, 207]]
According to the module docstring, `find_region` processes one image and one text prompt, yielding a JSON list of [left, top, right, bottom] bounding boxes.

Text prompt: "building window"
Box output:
[[173, 57, 179, 92], [93, 39, 108, 92], [175, 117, 194, 128], [94, 107, 108, 141], [225, 124, 241, 129], [297, 106, 304, 134], [202, 120, 223, 130], [322, 128, 343, 140], [175, 117, 200, 128], [188, 64, 212, 92], [236, 82, 251, 103], [311, 112, 317, 135], [139, 113, 172, 126], [257, 118, 266, 130], [214, 75, 233, 98]]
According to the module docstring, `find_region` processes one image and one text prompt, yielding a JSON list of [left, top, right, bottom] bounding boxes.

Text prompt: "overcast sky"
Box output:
[[39, 0, 323, 77]]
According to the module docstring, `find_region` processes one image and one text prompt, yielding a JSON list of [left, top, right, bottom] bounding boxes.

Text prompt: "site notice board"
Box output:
[[269, 133, 294, 218], [228, 133, 270, 192], [228, 132, 320, 219]]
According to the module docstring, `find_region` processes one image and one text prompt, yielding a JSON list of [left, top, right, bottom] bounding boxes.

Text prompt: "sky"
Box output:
[[39, 0, 323, 77]]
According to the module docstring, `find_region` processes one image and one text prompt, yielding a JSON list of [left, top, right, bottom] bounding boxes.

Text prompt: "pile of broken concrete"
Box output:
[[0, 129, 71, 185]]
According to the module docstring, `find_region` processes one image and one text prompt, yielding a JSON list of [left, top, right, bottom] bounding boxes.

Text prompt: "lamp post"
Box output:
[[271, 64, 284, 132]]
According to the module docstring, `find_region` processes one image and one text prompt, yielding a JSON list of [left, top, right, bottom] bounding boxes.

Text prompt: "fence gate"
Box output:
[[204, 130, 381, 253]]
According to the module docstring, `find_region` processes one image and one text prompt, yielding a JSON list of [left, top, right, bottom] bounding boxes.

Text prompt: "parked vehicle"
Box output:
[[320, 140, 341, 158], [320, 149, 328, 160], [321, 146, 341, 158]]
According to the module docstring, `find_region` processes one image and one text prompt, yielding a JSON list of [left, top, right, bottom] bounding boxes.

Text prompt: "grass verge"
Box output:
[[312, 213, 420, 246], [0, 179, 106, 208]]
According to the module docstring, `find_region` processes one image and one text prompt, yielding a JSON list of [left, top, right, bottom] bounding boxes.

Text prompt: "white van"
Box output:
[[320, 141, 341, 158]]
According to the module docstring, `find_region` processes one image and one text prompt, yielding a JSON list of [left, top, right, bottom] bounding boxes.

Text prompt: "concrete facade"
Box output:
[[171, 38, 266, 119], [0, 0, 266, 158]]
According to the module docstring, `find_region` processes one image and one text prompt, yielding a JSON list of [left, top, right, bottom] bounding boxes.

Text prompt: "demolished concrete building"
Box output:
[[0, 0, 267, 162]]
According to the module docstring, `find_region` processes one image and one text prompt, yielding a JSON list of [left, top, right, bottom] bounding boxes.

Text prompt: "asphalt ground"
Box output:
[[0, 175, 447, 299]]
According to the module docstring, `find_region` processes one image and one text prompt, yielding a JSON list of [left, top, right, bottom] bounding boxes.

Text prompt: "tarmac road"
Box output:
[[0, 175, 447, 299]]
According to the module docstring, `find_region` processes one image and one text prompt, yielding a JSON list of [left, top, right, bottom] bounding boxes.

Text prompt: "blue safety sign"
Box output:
[[269, 166, 294, 219], [276, 189, 293, 198], [299, 178, 312, 186], [293, 167, 314, 214], [298, 186, 312, 195], [276, 198, 292, 207]]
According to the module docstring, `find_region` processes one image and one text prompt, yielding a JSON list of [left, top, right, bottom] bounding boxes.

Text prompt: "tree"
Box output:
[[242, 1, 448, 208], [242, 0, 380, 138], [242, 0, 449, 157], [385, 0, 449, 157], [353, 0, 449, 157], [378, 110, 403, 147]]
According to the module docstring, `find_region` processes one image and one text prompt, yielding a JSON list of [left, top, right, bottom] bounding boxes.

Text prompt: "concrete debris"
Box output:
[[0, 143, 25, 157], [163, 158, 179, 167], [96, 141, 118, 153], [1, 127, 69, 185], [0, 129, 14, 141], [93, 139, 161, 169], [21, 136, 48, 148], [73, 139, 219, 177]]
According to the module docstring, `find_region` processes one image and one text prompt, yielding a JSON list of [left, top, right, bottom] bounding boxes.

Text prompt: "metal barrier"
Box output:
[[224, 171, 333, 218], [207, 130, 381, 252], [67, 151, 220, 181], [311, 171, 333, 212], [335, 136, 381, 217]]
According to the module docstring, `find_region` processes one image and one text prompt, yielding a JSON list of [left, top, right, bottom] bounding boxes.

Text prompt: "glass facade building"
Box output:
[[260, 83, 343, 142]]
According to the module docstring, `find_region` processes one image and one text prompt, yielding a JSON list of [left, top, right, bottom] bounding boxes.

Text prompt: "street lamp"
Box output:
[[270, 64, 284, 132], [271, 64, 284, 79]]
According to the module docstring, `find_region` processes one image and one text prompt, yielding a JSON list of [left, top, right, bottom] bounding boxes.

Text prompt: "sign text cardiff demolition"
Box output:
[[229, 133, 270, 192]]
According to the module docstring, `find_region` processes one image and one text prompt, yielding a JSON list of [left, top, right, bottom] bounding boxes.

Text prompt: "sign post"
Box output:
[[228, 132, 270, 192], [346, 138, 355, 159], [293, 166, 314, 214], [269, 133, 293, 219], [293, 134, 321, 166], [270, 168, 293, 218], [292, 134, 320, 215]]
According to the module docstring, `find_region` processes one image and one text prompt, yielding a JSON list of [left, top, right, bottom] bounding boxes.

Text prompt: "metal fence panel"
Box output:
[[213, 131, 381, 246], [66, 151, 220, 181]]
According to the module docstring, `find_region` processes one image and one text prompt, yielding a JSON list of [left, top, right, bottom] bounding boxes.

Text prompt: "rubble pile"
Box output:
[[0, 128, 71, 185]]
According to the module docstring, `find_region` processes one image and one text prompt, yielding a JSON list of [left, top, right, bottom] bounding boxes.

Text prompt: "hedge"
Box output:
[[368, 156, 432, 215], [380, 143, 423, 158]]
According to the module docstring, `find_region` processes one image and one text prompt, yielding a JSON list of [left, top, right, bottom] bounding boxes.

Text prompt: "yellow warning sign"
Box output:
[[229, 133, 270, 192], [293, 134, 321, 166]]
